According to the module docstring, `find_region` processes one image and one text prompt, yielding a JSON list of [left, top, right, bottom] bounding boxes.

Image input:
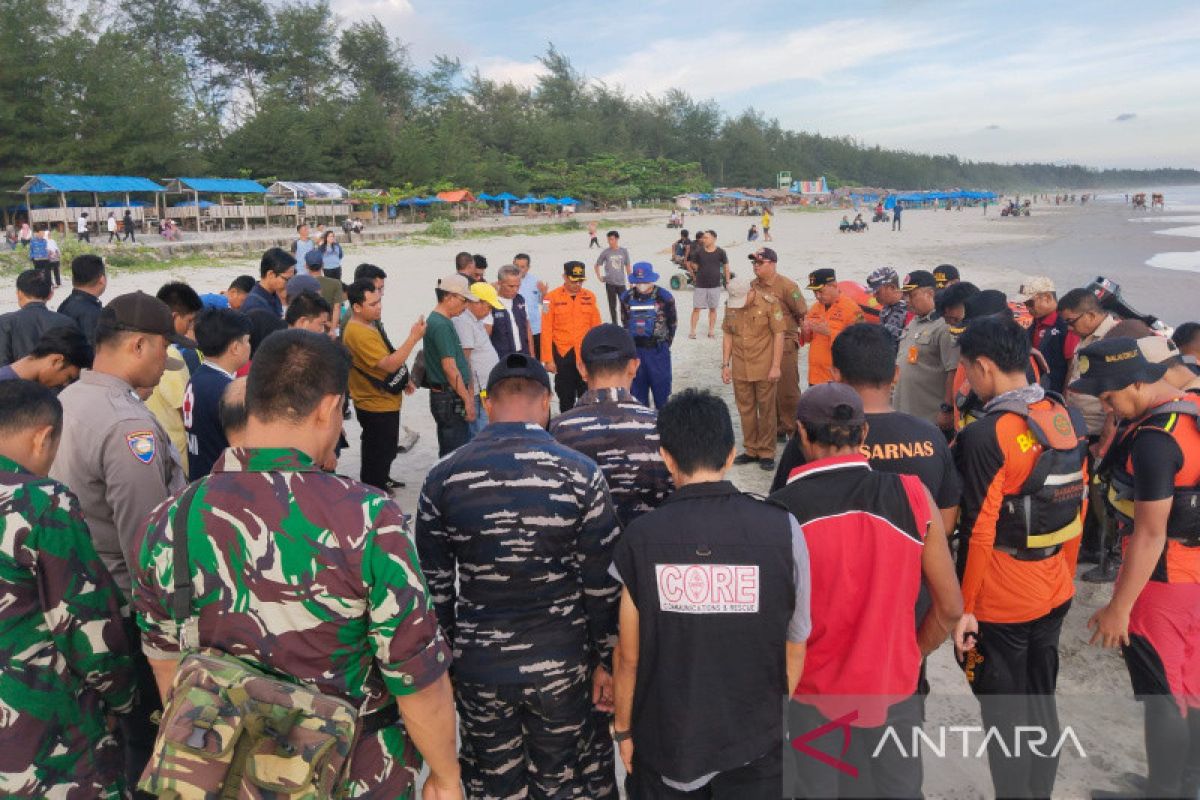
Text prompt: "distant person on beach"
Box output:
[[515, 253, 546, 356], [17, 222, 31, 248], [588, 219, 599, 248], [747, 223, 759, 241], [291, 223, 313, 266], [762, 207, 773, 241], [106, 212, 117, 242], [686, 230, 729, 339], [892, 201, 904, 231], [670, 229, 692, 267], [316, 229, 343, 276], [76, 211, 89, 243], [121, 210, 135, 242], [594, 230, 631, 323], [1171, 322, 1200, 365]]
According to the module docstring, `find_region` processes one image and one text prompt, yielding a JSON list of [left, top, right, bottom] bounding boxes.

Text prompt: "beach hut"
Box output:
[[436, 189, 477, 218], [163, 177, 268, 231], [17, 173, 165, 231], [266, 181, 352, 225]]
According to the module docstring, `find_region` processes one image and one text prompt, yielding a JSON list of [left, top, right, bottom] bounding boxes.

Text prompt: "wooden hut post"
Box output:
[[194, 189, 201, 232]]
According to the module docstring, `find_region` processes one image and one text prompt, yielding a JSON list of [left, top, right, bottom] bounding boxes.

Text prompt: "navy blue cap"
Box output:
[[486, 352, 551, 394], [581, 324, 637, 364]]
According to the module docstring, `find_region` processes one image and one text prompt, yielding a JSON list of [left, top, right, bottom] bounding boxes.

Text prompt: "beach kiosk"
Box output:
[[17, 173, 165, 234], [163, 177, 268, 231]]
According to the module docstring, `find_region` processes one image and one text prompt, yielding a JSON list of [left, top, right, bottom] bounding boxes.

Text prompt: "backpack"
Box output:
[[139, 486, 365, 799]]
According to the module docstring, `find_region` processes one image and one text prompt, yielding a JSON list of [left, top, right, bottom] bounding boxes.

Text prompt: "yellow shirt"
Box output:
[[145, 344, 190, 475], [344, 320, 402, 413]]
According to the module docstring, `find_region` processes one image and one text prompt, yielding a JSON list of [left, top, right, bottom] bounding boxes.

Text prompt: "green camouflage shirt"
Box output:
[[132, 447, 450, 799], [0, 454, 134, 798]]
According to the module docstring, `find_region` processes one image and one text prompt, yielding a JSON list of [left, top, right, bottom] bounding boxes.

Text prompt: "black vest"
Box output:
[[614, 481, 794, 781], [490, 294, 530, 358]]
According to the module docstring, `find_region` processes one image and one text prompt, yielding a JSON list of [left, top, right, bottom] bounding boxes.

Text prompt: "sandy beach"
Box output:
[[7, 198, 1200, 797]]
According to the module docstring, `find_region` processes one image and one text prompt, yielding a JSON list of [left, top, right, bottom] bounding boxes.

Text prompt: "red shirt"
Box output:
[[773, 455, 930, 727], [1032, 312, 1080, 359]]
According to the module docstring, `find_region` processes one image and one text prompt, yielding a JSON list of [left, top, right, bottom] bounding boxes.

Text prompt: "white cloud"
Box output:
[[475, 57, 547, 89], [597, 18, 960, 97]]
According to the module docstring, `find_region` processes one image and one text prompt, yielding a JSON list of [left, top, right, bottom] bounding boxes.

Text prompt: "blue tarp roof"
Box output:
[[559, 196, 579, 205], [477, 192, 494, 201], [20, 174, 165, 194], [171, 177, 266, 194], [493, 192, 519, 201], [174, 199, 215, 208]]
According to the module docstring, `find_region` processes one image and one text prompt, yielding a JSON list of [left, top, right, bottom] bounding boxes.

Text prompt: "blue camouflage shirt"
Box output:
[[415, 422, 621, 684]]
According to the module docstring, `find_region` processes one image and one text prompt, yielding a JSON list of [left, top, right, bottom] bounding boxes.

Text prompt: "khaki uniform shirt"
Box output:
[[753, 273, 807, 342], [1066, 315, 1119, 435], [723, 290, 787, 382], [50, 370, 186, 598], [893, 313, 958, 424]]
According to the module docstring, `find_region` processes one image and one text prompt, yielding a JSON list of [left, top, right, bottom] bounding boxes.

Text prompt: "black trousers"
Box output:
[[786, 695, 924, 799], [123, 227, 135, 242], [629, 748, 782, 800], [77, 230, 90, 243], [964, 600, 1070, 799], [552, 348, 587, 413], [429, 390, 470, 456], [121, 615, 162, 799], [108, 230, 118, 242], [32, 259, 51, 286], [604, 282, 624, 323], [355, 407, 399, 490]]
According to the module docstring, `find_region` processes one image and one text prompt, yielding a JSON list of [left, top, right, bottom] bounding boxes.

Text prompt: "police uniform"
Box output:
[[751, 260, 806, 436], [0, 455, 134, 797], [803, 269, 864, 386], [132, 447, 450, 799], [723, 279, 787, 460], [48, 291, 189, 789], [417, 368, 621, 800]]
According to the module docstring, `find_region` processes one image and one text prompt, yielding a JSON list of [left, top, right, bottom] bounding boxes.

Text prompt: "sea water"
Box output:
[[1101, 185, 1200, 274]]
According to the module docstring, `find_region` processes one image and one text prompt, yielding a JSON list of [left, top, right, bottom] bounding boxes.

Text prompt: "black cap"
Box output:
[[901, 270, 937, 292], [933, 264, 960, 287], [581, 324, 637, 364], [564, 261, 586, 281], [748, 247, 778, 263], [486, 352, 552, 394], [795, 383, 866, 426], [807, 268, 837, 289], [1068, 337, 1167, 396], [101, 291, 194, 347], [949, 289, 1012, 335]]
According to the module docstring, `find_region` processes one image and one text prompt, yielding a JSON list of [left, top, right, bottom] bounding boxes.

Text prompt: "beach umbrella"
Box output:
[[477, 192, 494, 201], [493, 192, 518, 202], [540, 195, 559, 205], [515, 195, 539, 205], [559, 196, 579, 205]]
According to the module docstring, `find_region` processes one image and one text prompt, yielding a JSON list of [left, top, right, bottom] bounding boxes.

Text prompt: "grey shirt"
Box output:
[[595, 247, 632, 286], [49, 370, 186, 598], [893, 313, 958, 424]]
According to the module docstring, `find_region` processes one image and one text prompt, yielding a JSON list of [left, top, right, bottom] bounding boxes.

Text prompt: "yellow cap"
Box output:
[[470, 281, 504, 310]]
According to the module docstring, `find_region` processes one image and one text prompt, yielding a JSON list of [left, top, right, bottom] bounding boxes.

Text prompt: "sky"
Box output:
[[329, 0, 1200, 170]]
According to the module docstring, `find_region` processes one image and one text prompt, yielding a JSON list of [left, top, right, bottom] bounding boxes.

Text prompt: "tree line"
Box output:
[[3, 0, 1197, 202]]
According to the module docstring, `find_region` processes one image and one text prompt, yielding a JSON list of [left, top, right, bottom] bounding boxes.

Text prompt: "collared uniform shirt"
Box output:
[[519, 272, 544, 335], [57, 288, 104, 345], [416, 422, 621, 684], [541, 286, 602, 362], [1066, 314, 1119, 435], [804, 294, 864, 385], [132, 447, 450, 799], [50, 369, 186, 598], [893, 312, 958, 424], [752, 273, 806, 341], [0, 456, 134, 798], [549, 387, 674, 526], [722, 291, 787, 382]]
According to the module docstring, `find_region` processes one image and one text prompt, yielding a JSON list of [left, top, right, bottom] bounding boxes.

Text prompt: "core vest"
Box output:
[[613, 481, 795, 783]]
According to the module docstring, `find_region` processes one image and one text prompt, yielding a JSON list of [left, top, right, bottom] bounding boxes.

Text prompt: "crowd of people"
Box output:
[[1, 218, 1199, 800]]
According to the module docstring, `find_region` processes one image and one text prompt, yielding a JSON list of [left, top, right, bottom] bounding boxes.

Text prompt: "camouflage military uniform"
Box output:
[[549, 386, 673, 527], [131, 447, 450, 799], [0, 455, 134, 798], [416, 421, 622, 799], [548, 387, 673, 797]]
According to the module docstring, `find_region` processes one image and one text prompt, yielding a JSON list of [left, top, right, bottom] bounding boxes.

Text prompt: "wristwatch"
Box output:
[[610, 722, 633, 743]]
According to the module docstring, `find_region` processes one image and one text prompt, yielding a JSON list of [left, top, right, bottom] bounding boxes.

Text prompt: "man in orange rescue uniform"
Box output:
[[951, 316, 1089, 800], [541, 260, 602, 412], [801, 268, 863, 387]]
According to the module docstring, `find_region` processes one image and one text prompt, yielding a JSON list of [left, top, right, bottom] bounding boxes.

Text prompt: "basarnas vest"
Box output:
[[985, 392, 1088, 560], [618, 482, 795, 782], [627, 288, 667, 345], [1104, 393, 1200, 552]]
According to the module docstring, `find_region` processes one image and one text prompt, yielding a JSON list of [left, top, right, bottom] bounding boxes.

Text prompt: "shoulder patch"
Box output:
[[792, 289, 802, 300], [126, 431, 157, 464]]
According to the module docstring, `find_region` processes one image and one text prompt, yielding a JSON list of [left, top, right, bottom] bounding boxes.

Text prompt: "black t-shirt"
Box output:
[[771, 411, 962, 509], [691, 247, 728, 289], [1130, 429, 1184, 501]]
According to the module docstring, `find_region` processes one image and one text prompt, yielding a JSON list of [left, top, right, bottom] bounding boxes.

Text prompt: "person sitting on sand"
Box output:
[[839, 216, 852, 233], [852, 213, 867, 232], [747, 224, 759, 242]]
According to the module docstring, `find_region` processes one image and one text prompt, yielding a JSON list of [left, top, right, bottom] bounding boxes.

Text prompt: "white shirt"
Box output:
[[107, 216, 117, 231], [77, 216, 87, 233], [451, 312, 499, 392]]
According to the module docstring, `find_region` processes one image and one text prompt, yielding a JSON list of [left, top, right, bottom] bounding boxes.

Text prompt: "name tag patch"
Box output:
[[656, 564, 759, 613]]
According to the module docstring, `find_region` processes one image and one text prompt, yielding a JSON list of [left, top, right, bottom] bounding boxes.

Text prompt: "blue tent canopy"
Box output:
[[20, 174, 165, 194], [477, 192, 494, 201], [493, 192, 519, 202], [515, 195, 539, 205], [539, 195, 559, 205], [559, 196, 579, 205], [425, 195, 446, 203], [104, 199, 150, 207], [168, 177, 266, 194], [174, 199, 215, 208]]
